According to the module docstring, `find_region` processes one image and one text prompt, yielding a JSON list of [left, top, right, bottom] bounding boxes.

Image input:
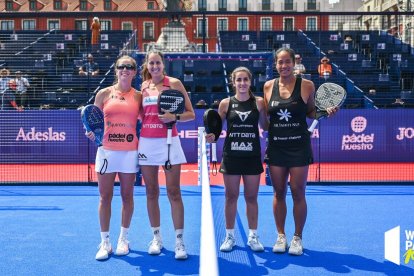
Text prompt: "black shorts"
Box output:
[[219, 155, 264, 175], [265, 144, 313, 167]]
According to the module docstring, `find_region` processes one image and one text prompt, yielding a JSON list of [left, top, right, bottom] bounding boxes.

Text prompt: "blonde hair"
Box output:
[[231, 66, 254, 98], [141, 49, 166, 81]]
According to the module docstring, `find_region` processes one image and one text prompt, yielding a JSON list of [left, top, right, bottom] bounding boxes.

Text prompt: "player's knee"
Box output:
[[167, 188, 182, 202]]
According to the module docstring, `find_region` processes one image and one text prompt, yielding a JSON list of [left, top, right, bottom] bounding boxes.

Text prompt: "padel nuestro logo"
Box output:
[[384, 226, 414, 265], [341, 116, 374, 151]]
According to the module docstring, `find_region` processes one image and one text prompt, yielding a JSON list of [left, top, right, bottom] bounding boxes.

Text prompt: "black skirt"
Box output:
[[265, 144, 313, 167], [219, 155, 264, 175]]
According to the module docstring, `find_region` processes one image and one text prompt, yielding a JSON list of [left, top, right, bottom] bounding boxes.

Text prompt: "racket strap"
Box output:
[[99, 158, 108, 175], [165, 144, 172, 170]]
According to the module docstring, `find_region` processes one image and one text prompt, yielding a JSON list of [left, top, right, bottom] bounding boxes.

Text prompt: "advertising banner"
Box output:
[[0, 110, 413, 163]]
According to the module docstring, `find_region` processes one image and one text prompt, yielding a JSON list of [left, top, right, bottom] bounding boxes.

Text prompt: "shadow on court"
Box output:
[[261, 249, 414, 275], [113, 249, 199, 275]]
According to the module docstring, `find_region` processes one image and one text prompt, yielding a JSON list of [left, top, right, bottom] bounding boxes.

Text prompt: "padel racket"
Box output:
[[308, 82, 346, 132], [203, 109, 222, 176], [158, 89, 186, 170], [81, 104, 107, 174]]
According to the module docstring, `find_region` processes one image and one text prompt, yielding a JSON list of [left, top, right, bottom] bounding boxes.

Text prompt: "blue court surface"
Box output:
[[0, 185, 413, 275]]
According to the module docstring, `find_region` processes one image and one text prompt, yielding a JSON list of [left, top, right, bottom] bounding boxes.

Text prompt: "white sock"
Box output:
[[175, 229, 184, 243], [100, 231, 110, 242], [119, 227, 129, 240], [249, 229, 257, 237], [152, 226, 161, 240], [225, 229, 235, 237]]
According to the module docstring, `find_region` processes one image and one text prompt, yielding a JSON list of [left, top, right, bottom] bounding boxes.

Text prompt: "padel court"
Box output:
[[0, 184, 413, 275]]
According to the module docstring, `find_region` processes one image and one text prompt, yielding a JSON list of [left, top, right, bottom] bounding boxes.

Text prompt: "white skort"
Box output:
[[95, 147, 139, 173], [138, 136, 187, 166]]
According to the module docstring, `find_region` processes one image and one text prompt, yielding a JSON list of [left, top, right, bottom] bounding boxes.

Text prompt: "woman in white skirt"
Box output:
[[86, 55, 141, 261], [138, 50, 195, 259]]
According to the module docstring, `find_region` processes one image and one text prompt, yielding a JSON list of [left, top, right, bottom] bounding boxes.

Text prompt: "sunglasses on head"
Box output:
[[116, 64, 136, 70]]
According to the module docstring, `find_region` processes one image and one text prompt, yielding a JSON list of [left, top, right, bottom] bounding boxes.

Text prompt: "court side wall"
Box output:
[[0, 109, 413, 163]]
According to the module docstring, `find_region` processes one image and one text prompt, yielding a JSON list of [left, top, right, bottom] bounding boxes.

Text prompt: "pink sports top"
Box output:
[[102, 86, 139, 150], [140, 76, 179, 138]]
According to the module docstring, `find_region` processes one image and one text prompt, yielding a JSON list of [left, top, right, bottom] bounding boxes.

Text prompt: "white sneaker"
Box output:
[[288, 236, 303, 255], [95, 240, 112, 261], [115, 237, 130, 256], [175, 241, 188, 260], [272, 234, 287, 253], [247, 233, 264, 252], [148, 238, 163, 255], [219, 234, 235, 252]]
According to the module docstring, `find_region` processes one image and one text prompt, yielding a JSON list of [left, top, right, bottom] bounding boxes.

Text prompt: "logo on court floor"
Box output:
[[384, 226, 414, 265]]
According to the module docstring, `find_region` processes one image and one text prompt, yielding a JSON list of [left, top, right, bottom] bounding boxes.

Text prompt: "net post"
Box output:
[[197, 127, 205, 186]]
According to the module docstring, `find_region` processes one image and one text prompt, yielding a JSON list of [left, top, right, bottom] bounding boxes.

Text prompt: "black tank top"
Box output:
[[267, 77, 310, 147], [223, 96, 261, 158]]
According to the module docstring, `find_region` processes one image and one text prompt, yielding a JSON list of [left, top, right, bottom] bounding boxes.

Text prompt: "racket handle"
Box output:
[[167, 129, 172, 145], [308, 119, 319, 132], [212, 142, 217, 162]]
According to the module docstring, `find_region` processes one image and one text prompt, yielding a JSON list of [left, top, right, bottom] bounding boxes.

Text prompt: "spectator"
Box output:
[[317, 56, 332, 78], [0, 68, 11, 93], [293, 54, 306, 76], [1, 80, 22, 111], [390, 98, 405, 108], [91, 17, 101, 47], [14, 71, 30, 107], [195, 99, 208, 109], [79, 54, 100, 77]]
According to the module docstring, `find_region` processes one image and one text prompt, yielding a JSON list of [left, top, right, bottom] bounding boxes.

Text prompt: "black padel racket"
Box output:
[[81, 104, 107, 174], [308, 82, 346, 132], [158, 89, 185, 170], [203, 109, 222, 175]]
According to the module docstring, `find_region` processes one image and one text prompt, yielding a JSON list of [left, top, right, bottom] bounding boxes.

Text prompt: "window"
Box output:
[[197, 18, 208, 37], [306, 17, 317, 31], [48, 19, 60, 30], [104, 0, 111, 10], [284, 0, 293, 10], [143, 22, 154, 39], [80, 0, 87, 11], [23, 19, 36, 30], [307, 0, 317, 10], [122, 22, 133, 31], [262, 0, 270, 10], [54, 0, 62, 10], [100, 20, 111, 31], [29, 0, 37, 11], [283, 17, 294, 31], [217, 18, 228, 33], [198, 0, 206, 11], [237, 18, 248, 31], [75, 20, 88, 30], [197, 43, 208, 52], [147, 1, 154, 10], [218, 0, 227, 11], [261, 18, 272, 31], [5, 0, 13, 11], [239, 0, 247, 11], [1, 20, 14, 31]]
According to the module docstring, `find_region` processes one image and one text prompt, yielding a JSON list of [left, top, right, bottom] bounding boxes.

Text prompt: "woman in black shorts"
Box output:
[[206, 67, 268, 252], [264, 48, 338, 256]]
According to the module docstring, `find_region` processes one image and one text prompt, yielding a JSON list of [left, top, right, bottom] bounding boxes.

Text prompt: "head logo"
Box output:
[[351, 116, 367, 133], [384, 226, 414, 265]]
